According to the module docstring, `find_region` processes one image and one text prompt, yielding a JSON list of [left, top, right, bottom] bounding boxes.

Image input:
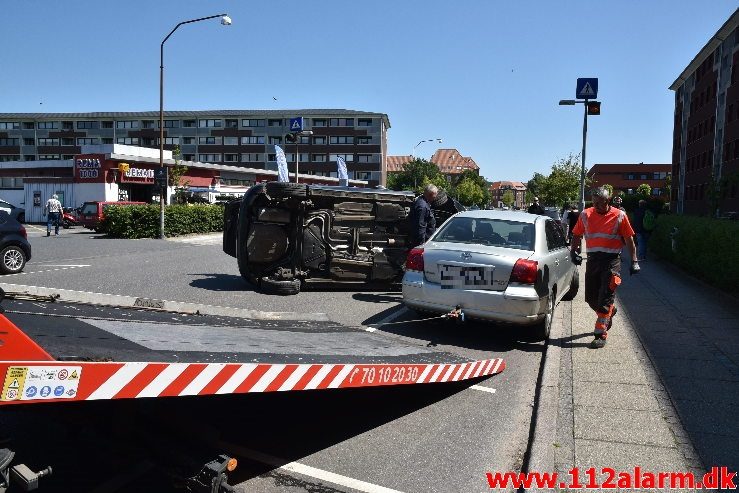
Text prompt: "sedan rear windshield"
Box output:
[[433, 217, 535, 251], [81, 203, 98, 215]]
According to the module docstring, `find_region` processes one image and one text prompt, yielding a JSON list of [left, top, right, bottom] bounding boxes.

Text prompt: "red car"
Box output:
[[79, 201, 146, 231]]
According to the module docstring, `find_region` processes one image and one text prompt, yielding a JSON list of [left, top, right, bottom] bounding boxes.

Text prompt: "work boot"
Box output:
[[590, 336, 607, 349], [607, 306, 617, 331], [46, 231, 50, 237]]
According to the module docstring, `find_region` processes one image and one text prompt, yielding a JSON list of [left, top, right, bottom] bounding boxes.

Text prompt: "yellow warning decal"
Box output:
[[1, 367, 28, 401]]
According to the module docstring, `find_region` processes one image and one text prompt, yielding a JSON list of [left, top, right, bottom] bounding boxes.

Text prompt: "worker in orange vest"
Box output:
[[570, 187, 640, 348]]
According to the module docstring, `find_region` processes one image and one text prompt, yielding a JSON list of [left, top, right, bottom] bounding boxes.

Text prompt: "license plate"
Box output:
[[439, 264, 494, 289]]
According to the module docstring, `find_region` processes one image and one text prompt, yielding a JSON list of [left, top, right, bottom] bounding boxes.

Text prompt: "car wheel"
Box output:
[[532, 293, 554, 340], [17, 213, 25, 223], [430, 190, 448, 208], [63, 220, 71, 229], [561, 266, 580, 301], [261, 277, 301, 296], [265, 182, 308, 199], [0, 245, 27, 274]]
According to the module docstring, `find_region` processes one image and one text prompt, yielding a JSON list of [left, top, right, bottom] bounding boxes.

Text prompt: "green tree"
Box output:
[[386, 158, 447, 194], [541, 153, 581, 207], [455, 177, 485, 206], [169, 145, 191, 204], [502, 189, 515, 207], [636, 183, 652, 197], [526, 172, 548, 203], [450, 169, 491, 206]]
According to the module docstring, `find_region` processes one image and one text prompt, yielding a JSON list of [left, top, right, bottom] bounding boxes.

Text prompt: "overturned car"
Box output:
[[222, 182, 462, 295]]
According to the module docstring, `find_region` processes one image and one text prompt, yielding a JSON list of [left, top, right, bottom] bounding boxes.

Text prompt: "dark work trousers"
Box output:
[[584, 252, 621, 314]]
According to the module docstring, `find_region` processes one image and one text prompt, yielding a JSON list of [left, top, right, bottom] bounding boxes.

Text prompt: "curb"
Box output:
[[0, 283, 330, 322], [525, 297, 565, 475]]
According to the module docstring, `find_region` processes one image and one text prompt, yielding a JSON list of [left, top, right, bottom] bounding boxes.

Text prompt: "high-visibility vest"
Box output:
[[580, 208, 627, 254]]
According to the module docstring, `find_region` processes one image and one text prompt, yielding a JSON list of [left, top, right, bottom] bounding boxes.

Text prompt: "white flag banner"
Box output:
[[336, 155, 349, 180], [275, 145, 289, 182]]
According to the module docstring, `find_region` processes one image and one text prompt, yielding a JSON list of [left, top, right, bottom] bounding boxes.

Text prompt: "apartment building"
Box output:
[[587, 163, 671, 197], [0, 109, 390, 186]]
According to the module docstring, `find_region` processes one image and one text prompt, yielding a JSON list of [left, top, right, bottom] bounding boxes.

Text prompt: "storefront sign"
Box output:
[[121, 167, 155, 184], [76, 158, 101, 179]]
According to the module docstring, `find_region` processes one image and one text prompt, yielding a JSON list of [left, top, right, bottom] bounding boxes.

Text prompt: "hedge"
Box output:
[[100, 204, 224, 239], [649, 214, 739, 292]]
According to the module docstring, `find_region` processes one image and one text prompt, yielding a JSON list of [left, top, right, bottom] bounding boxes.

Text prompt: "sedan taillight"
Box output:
[[20, 225, 27, 239], [405, 248, 424, 272], [510, 259, 538, 284]]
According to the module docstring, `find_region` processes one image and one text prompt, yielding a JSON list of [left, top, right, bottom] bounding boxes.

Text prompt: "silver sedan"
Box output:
[[402, 210, 579, 339]]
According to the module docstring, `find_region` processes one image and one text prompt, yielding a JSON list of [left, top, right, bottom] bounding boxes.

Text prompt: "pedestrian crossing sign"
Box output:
[[289, 117, 303, 132], [576, 78, 598, 99]]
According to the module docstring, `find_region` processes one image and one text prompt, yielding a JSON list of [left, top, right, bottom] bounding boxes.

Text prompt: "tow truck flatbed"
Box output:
[[0, 299, 505, 407]]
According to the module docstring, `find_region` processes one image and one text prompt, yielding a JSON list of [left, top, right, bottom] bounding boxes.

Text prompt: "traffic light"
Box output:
[[285, 133, 297, 143], [587, 101, 601, 116]]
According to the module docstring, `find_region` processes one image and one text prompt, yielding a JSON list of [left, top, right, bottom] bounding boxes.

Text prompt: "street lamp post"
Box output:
[[159, 13, 231, 239], [559, 99, 589, 212], [293, 130, 313, 183], [411, 138, 442, 158]]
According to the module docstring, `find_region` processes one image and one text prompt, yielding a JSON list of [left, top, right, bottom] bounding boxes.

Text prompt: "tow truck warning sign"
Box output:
[[1, 366, 82, 401]]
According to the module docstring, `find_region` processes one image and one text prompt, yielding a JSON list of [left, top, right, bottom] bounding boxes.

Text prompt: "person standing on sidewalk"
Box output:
[[409, 184, 438, 247], [570, 187, 640, 348], [632, 199, 652, 261], [44, 194, 63, 237]]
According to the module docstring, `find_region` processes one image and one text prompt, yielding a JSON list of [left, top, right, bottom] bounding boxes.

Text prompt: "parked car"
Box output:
[[62, 207, 80, 229], [222, 182, 463, 295], [542, 207, 562, 222], [0, 199, 25, 223], [79, 201, 146, 231], [0, 212, 31, 274], [402, 209, 578, 339]]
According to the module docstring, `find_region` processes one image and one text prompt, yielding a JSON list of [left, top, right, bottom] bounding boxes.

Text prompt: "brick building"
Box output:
[[587, 163, 671, 197], [387, 149, 481, 184], [670, 8, 739, 215], [489, 181, 527, 209]]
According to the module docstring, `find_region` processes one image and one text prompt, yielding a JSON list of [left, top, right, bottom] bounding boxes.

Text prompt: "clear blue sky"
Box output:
[[1, 1, 736, 182]]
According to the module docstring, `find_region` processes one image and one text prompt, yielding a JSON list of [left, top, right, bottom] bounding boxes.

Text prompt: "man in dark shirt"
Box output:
[[409, 184, 439, 246], [528, 197, 545, 215]]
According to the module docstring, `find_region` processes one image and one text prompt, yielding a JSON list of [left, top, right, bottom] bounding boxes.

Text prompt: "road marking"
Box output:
[[5, 265, 91, 277], [470, 384, 497, 394], [218, 442, 406, 493]]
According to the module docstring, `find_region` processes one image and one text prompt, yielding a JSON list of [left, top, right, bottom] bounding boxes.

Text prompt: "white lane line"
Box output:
[[470, 385, 497, 394], [5, 265, 91, 277], [219, 442, 406, 493]]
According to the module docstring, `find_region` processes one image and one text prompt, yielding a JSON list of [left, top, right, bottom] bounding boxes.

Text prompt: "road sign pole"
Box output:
[[580, 99, 588, 212], [295, 140, 299, 184]]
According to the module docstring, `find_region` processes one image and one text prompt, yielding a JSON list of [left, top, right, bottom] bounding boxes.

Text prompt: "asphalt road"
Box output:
[[2, 227, 546, 492]]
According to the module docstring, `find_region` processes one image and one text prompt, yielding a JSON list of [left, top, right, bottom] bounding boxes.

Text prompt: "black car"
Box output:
[[0, 212, 31, 274], [223, 182, 463, 295]]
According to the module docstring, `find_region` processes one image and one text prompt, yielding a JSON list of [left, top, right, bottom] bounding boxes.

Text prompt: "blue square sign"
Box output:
[[576, 78, 598, 99], [289, 117, 303, 132]]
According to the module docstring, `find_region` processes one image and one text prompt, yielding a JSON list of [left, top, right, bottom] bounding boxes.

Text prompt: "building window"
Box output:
[[199, 136, 222, 145], [223, 136, 239, 146], [37, 121, 59, 129], [355, 172, 372, 181], [0, 138, 19, 146], [37, 138, 59, 146], [225, 119, 238, 128], [312, 119, 327, 127], [76, 121, 96, 129], [76, 137, 99, 146], [329, 136, 354, 144], [242, 119, 265, 127], [241, 136, 265, 145], [313, 136, 327, 145], [116, 137, 139, 145], [356, 136, 371, 145], [101, 138, 113, 144], [183, 120, 196, 128], [101, 121, 114, 129], [23, 138, 34, 146], [182, 154, 195, 161], [268, 136, 282, 145], [199, 119, 222, 128], [241, 153, 262, 162], [182, 137, 196, 145], [0, 156, 20, 162], [61, 138, 75, 146], [62, 154, 74, 160], [38, 154, 60, 160], [287, 153, 308, 162], [22, 122, 34, 129], [0, 122, 20, 130], [62, 121, 73, 130], [116, 120, 139, 129], [357, 118, 373, 127], [329, 118, 354, 127], [0, 177, 23, 189], [199, 154, 221, 162], [23, 155, 35, 161], [267, 154, 276, 161], [357, 154, 373, 163], [141, 137, 155, 147], [329, 153, 353, 162], [224, 153, 239, 162], [162, 120, 179, 128], [141, 120, 156, 129], [312, 154, 327, 162], [298, 136, 310, 144], [268, 119, 283, 127], [160, 137, 180, 145]]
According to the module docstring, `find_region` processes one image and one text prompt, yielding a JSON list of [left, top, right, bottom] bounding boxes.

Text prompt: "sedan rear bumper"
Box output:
[[402, 271, 545, 325]]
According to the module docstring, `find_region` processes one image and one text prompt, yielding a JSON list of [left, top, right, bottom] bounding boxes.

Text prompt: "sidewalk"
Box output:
[[543, 254, 739, 489]]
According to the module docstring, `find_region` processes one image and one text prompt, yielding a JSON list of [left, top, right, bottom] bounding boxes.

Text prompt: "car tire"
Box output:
[[430, 190, 448, 208], [561, 266, 580, 301], [265, 182, 308, 199], [532, 293, 554, 340], [17, 213, 24, 223], [0, 245, 27, 274], [261, 277, 301, 296]]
